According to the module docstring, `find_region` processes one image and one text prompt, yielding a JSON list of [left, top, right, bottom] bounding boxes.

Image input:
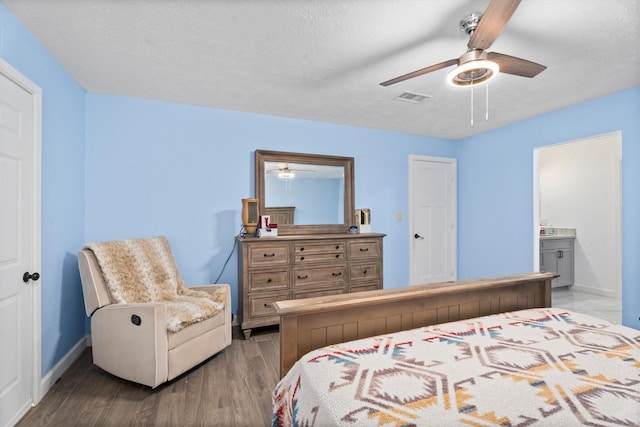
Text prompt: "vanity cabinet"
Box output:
[[237, 233, 384, 338], [540, 238, 574, 288]]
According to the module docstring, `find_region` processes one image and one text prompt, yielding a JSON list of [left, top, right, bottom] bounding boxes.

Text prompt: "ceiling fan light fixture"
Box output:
[[278, 171, 295, 179], [447, 59, 499, 87]]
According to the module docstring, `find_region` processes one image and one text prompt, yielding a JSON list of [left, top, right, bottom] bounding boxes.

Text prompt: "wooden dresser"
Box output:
[[237, 233, 385, 338]]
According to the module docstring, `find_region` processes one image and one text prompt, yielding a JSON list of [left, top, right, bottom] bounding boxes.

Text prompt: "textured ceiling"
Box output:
[[3, 0, 639, 139]]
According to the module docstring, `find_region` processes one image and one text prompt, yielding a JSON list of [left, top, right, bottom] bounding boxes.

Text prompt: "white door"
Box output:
[[0, 59, 41, 427], [409, 155, 456, 284]]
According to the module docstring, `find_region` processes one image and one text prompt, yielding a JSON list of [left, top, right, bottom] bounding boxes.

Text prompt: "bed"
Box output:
[[272, 306, 640, 426], [274, 273, 554, 377], [272, 273, 640, 426]]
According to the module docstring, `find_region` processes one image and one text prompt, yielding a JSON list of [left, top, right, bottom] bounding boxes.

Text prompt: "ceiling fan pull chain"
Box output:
[[470, 86, 474, 127], [486, 84, 489, 121]]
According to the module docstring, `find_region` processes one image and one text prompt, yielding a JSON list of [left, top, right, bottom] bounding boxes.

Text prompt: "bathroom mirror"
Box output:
[[255, 150, 354, 235]]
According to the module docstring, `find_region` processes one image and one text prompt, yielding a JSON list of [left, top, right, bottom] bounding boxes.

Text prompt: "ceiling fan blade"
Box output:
[[488, 52, 546, 77], [380, 59, 457, 86], [468, 0, 521, 51]]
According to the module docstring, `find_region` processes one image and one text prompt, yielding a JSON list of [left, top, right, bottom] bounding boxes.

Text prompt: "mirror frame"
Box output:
[[255, 150, 355, 235]]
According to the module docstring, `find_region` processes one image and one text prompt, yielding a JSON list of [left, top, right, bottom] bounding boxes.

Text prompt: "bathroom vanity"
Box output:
[[539, 227, 575, 288]]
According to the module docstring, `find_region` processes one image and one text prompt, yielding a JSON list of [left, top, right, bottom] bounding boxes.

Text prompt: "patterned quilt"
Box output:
[[272, 308, 640, 426]]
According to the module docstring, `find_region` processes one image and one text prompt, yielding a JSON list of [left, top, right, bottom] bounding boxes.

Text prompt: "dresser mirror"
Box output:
[[255, 150, 354, 235]]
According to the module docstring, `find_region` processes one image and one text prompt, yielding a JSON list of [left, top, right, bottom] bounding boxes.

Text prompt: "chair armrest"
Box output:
[[91, 302, 169, 388], [191, 284, 232, 344], [192, 284, 231, 311], [191, 283, 229, 291]]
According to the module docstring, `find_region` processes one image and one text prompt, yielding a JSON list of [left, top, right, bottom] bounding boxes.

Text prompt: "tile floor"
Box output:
[[552, 286, 621, 324]]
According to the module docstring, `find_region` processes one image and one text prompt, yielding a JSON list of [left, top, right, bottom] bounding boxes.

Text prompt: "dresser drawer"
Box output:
[[294, 265, 347, 288], [249, 292, 290, 318], [349, 282, 381, 293], [540, 239, 574, 250], [294, 241, 345, 263], [294, 242, 344, 255], [294, 287, 345, 300], [295, 252, 344, 263], [248, 269, 289, 291], [349, 240, 381, 260], [349, 262, 380, 281], [247, 244, 289, 267]]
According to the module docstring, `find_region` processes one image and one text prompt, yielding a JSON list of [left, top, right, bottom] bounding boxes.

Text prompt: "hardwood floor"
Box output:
[[17, 326, 280, 427], [17, 287, 622, 427]]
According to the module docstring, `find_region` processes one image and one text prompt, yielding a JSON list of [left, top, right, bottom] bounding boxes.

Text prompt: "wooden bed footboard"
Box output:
[[274, 272, 554, 377]]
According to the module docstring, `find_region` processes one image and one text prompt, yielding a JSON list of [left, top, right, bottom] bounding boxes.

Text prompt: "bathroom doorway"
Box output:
[[533, 131, 622, 299]]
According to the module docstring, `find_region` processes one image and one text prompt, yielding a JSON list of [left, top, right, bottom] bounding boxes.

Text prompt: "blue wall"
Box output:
[[2, 3, 638, 385], [84, 94, 456, 313], [456, 87, 640, 328], [0, 5, 87, 375]]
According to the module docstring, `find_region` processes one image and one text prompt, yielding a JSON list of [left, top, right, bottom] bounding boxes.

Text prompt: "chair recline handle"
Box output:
[[131, 314, 142, 326]]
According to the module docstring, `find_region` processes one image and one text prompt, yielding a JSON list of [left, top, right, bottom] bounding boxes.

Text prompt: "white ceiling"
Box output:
[[3, 0, 639, 139]]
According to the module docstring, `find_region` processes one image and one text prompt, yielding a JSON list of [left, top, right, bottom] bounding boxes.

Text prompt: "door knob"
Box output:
[[23, 272, 40, 283], [414, 233, 424, 240]]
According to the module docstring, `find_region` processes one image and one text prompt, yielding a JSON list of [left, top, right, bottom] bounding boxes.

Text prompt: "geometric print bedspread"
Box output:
[[272, 308, 640, 426]]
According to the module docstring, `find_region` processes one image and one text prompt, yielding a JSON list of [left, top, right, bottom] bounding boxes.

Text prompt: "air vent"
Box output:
[[395, 91, 432, 103]]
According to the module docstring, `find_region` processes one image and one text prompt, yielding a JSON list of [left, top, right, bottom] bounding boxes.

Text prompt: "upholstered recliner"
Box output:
[[78, 236, 232, 388]]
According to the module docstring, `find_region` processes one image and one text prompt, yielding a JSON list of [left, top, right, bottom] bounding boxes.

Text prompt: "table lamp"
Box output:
[[242, 198, 259, 234]]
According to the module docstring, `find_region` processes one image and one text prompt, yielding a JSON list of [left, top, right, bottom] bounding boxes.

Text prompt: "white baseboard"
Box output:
[[39, 336, 88, 398], [571, 283, 617, 299]]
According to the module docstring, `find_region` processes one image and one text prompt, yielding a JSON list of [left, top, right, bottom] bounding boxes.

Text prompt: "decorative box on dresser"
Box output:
[[237, 233, 385, 339]]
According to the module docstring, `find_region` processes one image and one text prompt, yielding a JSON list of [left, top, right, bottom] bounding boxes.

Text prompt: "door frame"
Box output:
[[408, 154, 457, 284], [533, 131, 622, 298], [0, 58, 43, 407]]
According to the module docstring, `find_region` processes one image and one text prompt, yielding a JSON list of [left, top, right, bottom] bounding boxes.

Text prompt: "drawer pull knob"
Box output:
[[300, 247, 305, 252], [266, 278, 272, 283], [263, 303, 272, 308], [335, 254, 339, 258], [300, 256, 305, 261], [298, 274, 308, 280], [360, 248, 369, 252], [264, 253, 276, 257], [335, 245, 339, 249], [332, 272, 342, 276], [363, 270, 367, 274]]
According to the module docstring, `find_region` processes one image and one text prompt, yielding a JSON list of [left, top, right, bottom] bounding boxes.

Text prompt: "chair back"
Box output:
[[78, 249, 112, 316]]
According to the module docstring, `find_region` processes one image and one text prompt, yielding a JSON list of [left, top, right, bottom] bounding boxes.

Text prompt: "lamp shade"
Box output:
[[242, 198, 259, 234]]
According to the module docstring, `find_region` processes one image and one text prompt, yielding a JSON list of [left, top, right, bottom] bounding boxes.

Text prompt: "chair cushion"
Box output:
[[167, 309, 226, 350]]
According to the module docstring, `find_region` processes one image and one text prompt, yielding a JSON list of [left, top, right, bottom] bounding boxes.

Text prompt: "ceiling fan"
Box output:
[[380, 0, 546, 88], [266, 163, 316, 178]]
